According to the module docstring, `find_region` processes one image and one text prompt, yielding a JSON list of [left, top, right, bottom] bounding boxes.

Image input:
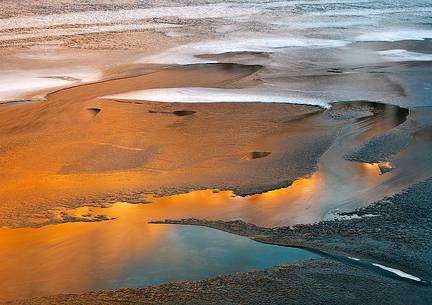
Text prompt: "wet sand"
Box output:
[[0, 62, 340, 228], [107, 173, 432, 305], [0, 57, 427, 303], [157, 173, 432, 281], [0, 74, 414, 229], [1, 1, 432, 303], [0, 95, 426, 303]]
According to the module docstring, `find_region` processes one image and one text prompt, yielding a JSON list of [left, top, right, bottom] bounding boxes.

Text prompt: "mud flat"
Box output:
[[0, 73, 413, 228], [0, 62, 343, 228]]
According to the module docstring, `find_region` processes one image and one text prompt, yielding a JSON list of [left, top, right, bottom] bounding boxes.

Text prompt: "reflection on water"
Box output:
[[1, 0, 431, 302], [0, 212, 318, 301], [1, 103, 430, 301], [42, 102, 411, 227]]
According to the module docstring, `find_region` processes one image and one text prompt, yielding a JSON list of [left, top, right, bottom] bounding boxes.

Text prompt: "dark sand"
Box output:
[[154, 175, 432, 280], [4, 162, 432, 304], [5, 260, 431, 305]]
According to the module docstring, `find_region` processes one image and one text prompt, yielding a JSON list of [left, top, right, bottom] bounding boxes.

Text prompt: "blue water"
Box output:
[[110, 225, 319, 289], [0, 204, 319, 301]]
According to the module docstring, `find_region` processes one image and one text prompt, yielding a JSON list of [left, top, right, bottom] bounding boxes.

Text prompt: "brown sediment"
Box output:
[[172, 110, 196, 116], [242, 151, 271, 160], [148, 109, 196, 116], [87, 107, 101, 116], [0, 62, 337, 228]]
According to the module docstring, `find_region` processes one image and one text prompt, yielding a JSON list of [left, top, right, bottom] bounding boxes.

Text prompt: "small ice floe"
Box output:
[[332, 214, 363, 220], [348, 257, 361, 261], [380, 200, 393, 204], [345, 257, 427, 283], [376, 49, 432, 62], [103, 87, 331, 108], [325, 208, 380, 221], [334, 213, 380, 220], [372, 263, 425, 283], [139, 34, 349, 65], [355, 29, 432, 42]]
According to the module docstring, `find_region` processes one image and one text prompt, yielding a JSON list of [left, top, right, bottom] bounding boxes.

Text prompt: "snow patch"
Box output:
[[372, 263, 424, 282], [0, 23, 180, 42], [348, 257, 361, 261], [377, 49, 432, 62], [140, 35, 349, 65], [0, 68, 101, 101], [355, 30, 432, 42], [103, 87, 331, 108], [0, 4, 261, 31]]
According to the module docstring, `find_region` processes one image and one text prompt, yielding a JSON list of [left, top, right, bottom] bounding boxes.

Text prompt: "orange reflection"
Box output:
[[0, 208, 168, 301], [0, 169, 326, 301], [250, 174, 320, 203], [0, 158, 390, 301], [358, 161, 393, 175], [359, 162, 381, 174]]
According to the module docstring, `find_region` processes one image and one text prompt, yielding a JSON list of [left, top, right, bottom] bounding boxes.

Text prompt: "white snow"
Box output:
[[0, 23, 180, 42], [314, 7, 432, 17], [139, 35, 349, 65], [0, 4, 261, 31], [355, 30, 432, 42], [372, 263, 424, 282], [348, 257, 361, 261], [0, 76, 71, 101], [103, 87, 331, 108], [0, 68, 101, 101], [377, 49, 432, 62]]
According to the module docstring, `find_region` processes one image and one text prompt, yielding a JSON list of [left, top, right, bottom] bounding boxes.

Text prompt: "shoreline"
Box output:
[[150, 175, 432, 281], [0, 54, 426, 303], [1, 1, 432, 302], [0, 63, 415, 228], [0, 61, 341, 228], [4, 175, 431, 304]]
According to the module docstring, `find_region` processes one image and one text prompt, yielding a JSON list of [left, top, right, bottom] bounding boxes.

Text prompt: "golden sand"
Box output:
[[0, 62, 333, 227]]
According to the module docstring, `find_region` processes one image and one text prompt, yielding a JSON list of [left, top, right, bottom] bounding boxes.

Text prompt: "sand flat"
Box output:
[[1, 0, 432, 304], [0, 62, 336, 228]]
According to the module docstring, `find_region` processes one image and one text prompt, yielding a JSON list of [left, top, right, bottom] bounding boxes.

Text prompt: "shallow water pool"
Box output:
[[0, 215, 318, 301]]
